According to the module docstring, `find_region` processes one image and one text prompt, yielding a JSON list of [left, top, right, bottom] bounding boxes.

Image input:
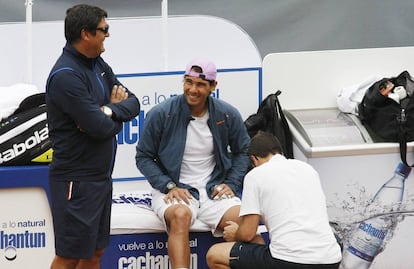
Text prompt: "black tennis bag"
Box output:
[[244, 90, 294, 158], [0, 93, 52, 165], [358, 70, 414, 165]]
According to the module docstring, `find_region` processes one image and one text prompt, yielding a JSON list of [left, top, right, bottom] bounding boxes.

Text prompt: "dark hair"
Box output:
[[64, 4, 108, 43], [248, 131, 283, 157]]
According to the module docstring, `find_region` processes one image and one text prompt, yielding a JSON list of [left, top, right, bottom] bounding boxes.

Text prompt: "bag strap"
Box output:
[[398, 109, 413, 167], [274, 90, 294, 159]]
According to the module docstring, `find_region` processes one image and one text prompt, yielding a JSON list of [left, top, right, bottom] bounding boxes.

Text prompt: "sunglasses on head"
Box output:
[[96, 25, 109, 34]]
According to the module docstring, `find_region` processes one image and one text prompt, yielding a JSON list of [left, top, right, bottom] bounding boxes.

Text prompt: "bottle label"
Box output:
[[348, 245, 375, 262], [346, 221, 388, 261]]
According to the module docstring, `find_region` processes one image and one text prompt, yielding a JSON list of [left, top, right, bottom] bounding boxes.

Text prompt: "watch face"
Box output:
[[167, 182, 176, 190], [103, 106, 112, 117]]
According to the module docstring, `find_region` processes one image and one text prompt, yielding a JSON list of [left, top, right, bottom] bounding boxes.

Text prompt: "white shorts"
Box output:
[[151, 187, 241, 236]]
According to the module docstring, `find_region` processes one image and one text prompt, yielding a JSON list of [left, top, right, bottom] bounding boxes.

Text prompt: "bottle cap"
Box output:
[[394, 86, 407, 100], [388, 92, 400, 104], [396, 162, 411, 177]]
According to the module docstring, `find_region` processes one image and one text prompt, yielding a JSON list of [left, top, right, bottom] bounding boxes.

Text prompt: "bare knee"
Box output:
[[76, 249, 105, 269], [166, 206, 192, 231], [91, 249, 105, 261], [206, 242, 233, 269], [206, 244, 220, 267], [50, 255, 79, 269]]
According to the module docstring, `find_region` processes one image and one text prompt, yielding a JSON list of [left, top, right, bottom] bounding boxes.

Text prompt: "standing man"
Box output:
[[136, 58, 252, 269], [46, 4, 140, 269], [206, 131, 342, 269]]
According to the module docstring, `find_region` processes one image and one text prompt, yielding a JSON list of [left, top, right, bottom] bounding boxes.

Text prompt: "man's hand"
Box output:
[[223, 220, 239, 242], [110, 85, 128, 104], [211, 184, 235, 200], [163, 187, 193, 205]]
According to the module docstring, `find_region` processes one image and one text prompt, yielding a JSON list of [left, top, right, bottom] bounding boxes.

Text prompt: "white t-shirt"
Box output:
[[241, 154, 342, 264], [179, 112, 215, 189]]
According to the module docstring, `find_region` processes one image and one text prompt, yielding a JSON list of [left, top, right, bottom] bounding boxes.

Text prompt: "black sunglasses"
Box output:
[[96, 25, 109, 34]]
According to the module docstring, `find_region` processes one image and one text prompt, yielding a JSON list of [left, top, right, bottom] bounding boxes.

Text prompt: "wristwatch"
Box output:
[[102, 106, 113, 117], [166, 181, 177, 191]]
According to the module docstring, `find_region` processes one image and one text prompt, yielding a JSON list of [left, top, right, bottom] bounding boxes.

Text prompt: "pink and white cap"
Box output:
[[185, 58, 217, 81]]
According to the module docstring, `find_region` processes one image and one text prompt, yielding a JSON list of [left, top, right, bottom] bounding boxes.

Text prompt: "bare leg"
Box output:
[[51, 249, 104, 269], [76, 249, 105, 269], [218, 205, 265, 244], [206, 242, 235, 269], [217, 205, 241, 230], [50, 256, 79, 269], [164, 205, 192, 269]]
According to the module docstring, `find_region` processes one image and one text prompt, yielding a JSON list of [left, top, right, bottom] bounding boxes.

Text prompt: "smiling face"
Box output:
[[183, 74, 217, 117], [89, 18, 109, 57], [65, 5, 109, 58], [77, 18, 109, 58]]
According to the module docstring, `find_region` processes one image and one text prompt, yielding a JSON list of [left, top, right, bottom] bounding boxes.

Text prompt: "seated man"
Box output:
[[135, 57, 251, 269], [206, 131, 342, 269]]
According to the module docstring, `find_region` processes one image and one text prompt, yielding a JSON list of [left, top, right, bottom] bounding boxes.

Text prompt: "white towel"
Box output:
[[336, 75, 382, 115], [0, 83, 40, 121]]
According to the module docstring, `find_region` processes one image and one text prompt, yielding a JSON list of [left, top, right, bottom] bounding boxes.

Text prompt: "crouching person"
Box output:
[[206, 131, 342, 269]]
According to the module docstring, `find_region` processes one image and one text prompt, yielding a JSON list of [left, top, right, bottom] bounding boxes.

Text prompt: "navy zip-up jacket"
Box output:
[[136, 94, 250, 200], [46, 43, 140, 181]]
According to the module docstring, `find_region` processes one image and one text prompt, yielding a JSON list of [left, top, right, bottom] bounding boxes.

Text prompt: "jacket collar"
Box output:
[[64, 42, 97, 69]]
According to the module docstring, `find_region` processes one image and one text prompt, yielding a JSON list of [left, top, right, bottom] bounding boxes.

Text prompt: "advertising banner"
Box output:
[[316, 155, 414, 269], [102, 232, 223, 269], [0, 187, 54, 269]]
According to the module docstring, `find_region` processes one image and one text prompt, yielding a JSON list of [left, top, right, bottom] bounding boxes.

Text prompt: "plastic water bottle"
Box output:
[[340, 162, 411, 269]]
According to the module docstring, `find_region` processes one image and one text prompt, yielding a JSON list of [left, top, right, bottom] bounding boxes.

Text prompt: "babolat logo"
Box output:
[[0, 126, 49, 164], [358, 221, 387, 240]]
